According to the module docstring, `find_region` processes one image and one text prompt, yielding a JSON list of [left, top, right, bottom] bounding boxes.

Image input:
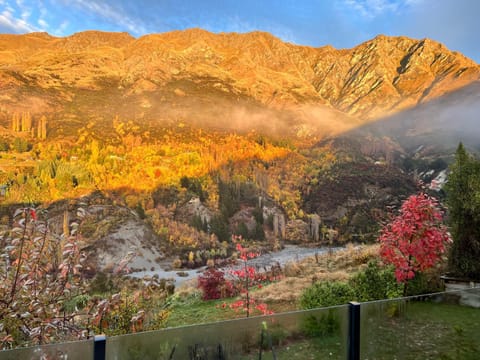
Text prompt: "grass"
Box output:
[[361, 300, 480, 359], [164, 293, 233, 327], [239, 336, 346, 360]]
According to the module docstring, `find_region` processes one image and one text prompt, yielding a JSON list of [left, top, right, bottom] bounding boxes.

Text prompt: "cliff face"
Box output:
[[0, 29, 478, 123]]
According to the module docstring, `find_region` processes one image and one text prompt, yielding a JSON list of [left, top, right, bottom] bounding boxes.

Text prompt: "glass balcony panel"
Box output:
[[106, 305, 349, 359], [0, 339, 93, 360], [360, 288, 480, 360]]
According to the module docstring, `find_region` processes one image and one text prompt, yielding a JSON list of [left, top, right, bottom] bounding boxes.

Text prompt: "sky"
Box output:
[[0, 0, 479, 63]]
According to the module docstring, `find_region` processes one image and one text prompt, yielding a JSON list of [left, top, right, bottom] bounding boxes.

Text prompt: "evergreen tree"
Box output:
[[218, 180, 240, 218], [210, 215, 230, 242], [445, 143, 480, 279]]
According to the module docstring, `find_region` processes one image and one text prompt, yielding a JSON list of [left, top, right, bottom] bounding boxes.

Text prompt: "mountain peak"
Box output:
[[0, 29, 478, 122]]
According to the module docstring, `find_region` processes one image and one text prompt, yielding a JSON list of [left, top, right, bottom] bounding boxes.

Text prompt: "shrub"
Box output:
[[197, 268, 233, 300], [0, 137, 9, 151], [349, 261, 402, 301], [404, 271, 444, 296], [12, 137, 32, 152], [302, 310, 339, 338], [300, 281, 355, 309]]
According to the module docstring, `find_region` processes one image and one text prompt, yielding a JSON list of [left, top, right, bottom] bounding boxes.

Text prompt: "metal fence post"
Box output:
[[348, 302, 360, 360], [94, 335, 106, 360]]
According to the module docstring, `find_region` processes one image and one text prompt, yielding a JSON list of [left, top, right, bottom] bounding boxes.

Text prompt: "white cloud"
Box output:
[[70, 0, 148, 34], [0, 8, 38, 32], [38, 18, 47, 28], [340, 0, 405, 18], [15, 0, 31, 20], [21, 9, 30, 20]]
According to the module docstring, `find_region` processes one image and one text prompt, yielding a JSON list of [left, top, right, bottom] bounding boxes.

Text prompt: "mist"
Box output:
[[344, 81, 480, 155], [148, 92, 361, 142]]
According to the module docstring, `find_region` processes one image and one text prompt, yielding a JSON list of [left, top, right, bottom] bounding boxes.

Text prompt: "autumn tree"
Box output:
[[379, 193, 450, 295], [37, 115, 47, 139], [0, 208, 87, 348], [445, 143, 480, 279], [21, 112, 32, 132], [11, 113, 20, 132], [228, 236, 272, 317]]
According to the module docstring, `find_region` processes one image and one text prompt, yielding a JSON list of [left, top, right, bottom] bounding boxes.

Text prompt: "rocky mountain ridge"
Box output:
[[0, 29, 478, 125]]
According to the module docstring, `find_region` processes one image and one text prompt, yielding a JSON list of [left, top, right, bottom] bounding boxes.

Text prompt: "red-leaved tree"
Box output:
[[379, 193, 451, 294], [228, 236, 273, 317]]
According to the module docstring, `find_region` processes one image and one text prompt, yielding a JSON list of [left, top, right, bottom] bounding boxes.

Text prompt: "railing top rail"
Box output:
[[358, 285, 480, 306]]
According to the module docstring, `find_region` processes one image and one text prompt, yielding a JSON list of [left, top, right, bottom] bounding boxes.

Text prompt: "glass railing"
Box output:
[[106, 305, 349, 359], [1, 288, 479, 359], [360, 287, 480, 360], [0, 338, 93, 360]]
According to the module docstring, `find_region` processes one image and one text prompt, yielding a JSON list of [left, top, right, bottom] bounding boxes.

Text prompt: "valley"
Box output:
[[1, 28, 479, 283], [0, 28, 479, 350]]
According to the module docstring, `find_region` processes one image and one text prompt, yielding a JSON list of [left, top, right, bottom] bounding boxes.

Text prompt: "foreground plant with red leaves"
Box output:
[[379, 193, 451, 293], [0, 207, 88, 348], [0, 207, 162, 350]]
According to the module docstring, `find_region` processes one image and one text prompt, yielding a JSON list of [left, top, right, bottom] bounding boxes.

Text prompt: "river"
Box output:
[[129, 245, 341, 286]]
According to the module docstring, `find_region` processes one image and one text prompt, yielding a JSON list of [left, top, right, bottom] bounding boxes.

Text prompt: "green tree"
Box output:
[[218, 180, 240, 218], [445, 143, 480, 279], [210, 215, 230, 242], [236, 222, 249, 239]]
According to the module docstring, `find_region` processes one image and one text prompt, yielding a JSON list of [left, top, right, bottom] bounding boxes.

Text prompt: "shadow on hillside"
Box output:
[[318, 80, 480, 157]]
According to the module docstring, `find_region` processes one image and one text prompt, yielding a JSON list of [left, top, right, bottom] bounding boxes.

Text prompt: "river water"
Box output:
[[130, 245, 340, 286]]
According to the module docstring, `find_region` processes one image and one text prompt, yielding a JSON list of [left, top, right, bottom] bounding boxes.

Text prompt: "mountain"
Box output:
[[0, 29, 478, 139], [1, 29, 479, 256]]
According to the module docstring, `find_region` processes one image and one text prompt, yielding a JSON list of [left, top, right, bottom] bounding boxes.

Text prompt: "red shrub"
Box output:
[[198, 268, 234, 300]]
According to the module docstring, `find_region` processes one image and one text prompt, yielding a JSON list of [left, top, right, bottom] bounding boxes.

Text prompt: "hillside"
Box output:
[[0, 30, 478, 137], [0, 29, 479, 275]]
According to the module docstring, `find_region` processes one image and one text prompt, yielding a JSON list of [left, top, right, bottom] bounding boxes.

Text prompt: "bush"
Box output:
[[302, 310, 340, 338], [349, 261, 402, 301], [300, 281, 355, 309], [404, 271, 444, 296], [197, 268, 234, 300], [0, 137, 9, 151]]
